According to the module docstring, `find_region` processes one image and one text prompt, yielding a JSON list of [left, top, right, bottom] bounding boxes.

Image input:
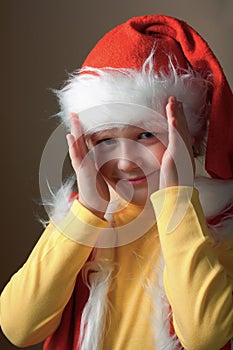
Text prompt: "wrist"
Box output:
[[78, 197, 107, 220]]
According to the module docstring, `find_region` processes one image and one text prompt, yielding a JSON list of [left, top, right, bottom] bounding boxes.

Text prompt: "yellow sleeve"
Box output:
[[151, 186, 233, 350], [0, 200, 108, 347]]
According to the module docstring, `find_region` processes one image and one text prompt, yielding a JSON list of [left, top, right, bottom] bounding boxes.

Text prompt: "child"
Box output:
[[1, 14, 233, 350]]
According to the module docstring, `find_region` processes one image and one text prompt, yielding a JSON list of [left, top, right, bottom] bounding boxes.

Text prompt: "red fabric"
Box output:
[[83, 14, 233, 179], [69, 191, 78, 201], [43, 262, 91, 349], [221, 342, 232, 350], [207, 205, 233, 227], [43, 275, 232, 349]]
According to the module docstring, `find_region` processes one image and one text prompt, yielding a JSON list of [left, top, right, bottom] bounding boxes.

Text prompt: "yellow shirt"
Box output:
[[1, 187, 233, 349]]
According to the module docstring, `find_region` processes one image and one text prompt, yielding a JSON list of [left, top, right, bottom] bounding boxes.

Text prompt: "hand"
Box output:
[[66, 113, 110, 219], [159, 96, 195, 189]]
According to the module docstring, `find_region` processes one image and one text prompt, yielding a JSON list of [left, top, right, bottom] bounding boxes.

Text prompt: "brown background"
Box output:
[[0, 1, 232, 349]]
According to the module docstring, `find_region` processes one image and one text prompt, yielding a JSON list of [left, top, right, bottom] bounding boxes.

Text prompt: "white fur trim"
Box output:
[[55, 52, 211, 153], [73, 102, 168, 135], [194, 176, 233, 218], [78, 257, 115, 350], [40, 175, 76, 226]]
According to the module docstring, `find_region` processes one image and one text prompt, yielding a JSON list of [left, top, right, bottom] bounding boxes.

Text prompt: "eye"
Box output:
[[139, 132, 158, 140], [97, 138, 116, 146]]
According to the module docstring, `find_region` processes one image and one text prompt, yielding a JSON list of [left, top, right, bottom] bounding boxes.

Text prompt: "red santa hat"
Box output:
[[58, 14, 233, 180]]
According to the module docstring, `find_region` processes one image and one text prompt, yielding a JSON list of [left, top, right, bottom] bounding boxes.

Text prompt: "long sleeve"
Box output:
[[151, 186, 233, 350], [0, 200, 108, 347]]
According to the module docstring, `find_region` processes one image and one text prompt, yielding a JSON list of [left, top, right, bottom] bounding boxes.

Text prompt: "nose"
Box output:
[[117, 140, 143, 171], [117, 158, 142, 171]]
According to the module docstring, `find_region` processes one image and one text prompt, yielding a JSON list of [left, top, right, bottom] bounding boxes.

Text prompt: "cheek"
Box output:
[[94, 153, 113, 174], [93, 145, 119, 168], [145, 142, 167, 166], [99, 163, 119, 188], [90, 147, 110, 178], [155, 143, 167, 164]]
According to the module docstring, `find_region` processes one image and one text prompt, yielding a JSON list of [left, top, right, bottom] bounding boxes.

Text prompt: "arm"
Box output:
[[0, 200, 107, 347], [151, 186, 233, 350], [0, 111, 111, 347]]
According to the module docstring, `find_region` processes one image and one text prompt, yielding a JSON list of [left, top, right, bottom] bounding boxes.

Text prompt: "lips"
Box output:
[[121, 172, 155, 186], [126, 176, 147, 185], [113, 169, 159, 188]]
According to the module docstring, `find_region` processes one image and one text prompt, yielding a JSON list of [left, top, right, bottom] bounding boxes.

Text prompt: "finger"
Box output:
[[66, 133, 82, 171], [69, 112, 89, 158], [166, 97, 177, 150], [66, 133, 74, 149], [166, 97, 191, 147], [169, 97, 190, 135], [166, 97, 196, 175], [70, 112, 86, 141], [171, 100, 194, 152]]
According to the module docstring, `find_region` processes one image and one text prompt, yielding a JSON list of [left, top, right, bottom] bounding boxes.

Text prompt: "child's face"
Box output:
[[89, 125, 168, 206]]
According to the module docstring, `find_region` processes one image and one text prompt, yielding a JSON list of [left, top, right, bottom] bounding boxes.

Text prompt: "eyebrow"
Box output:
[[91, 130, 119, 141]]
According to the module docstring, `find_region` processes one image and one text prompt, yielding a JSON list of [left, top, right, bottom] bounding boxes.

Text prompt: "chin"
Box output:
[[108, 175, 160, 207], [121, 186, 158, 207]]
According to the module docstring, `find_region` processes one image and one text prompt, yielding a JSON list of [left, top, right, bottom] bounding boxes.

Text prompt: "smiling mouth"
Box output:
[[121, 172, 157, 186], [127, 177, 147, 185]]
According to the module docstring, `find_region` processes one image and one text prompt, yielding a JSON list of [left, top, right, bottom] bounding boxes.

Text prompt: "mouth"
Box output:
[[121, 171, 157, 186]]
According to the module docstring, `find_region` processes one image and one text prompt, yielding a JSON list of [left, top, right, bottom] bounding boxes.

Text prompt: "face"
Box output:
[[89, 125, 168, 206]]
